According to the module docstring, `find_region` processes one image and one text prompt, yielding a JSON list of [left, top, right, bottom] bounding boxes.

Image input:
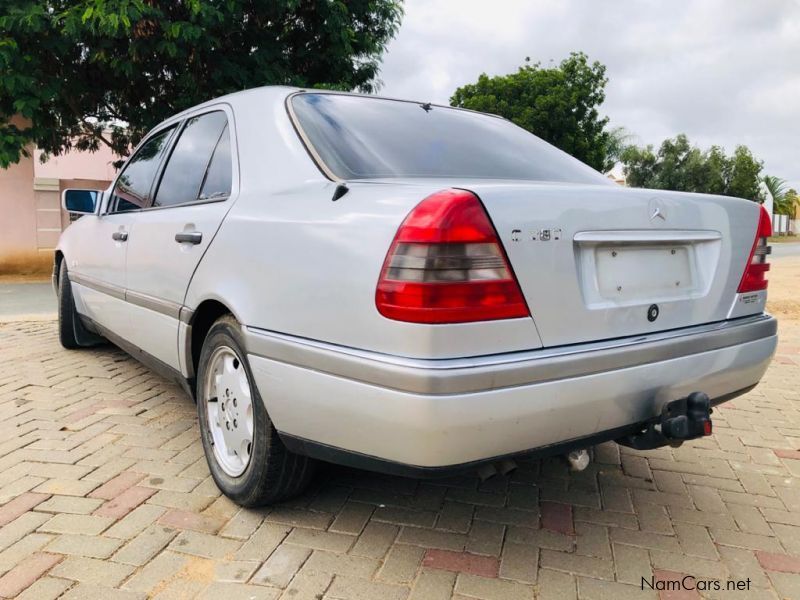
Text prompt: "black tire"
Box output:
[[57, 262, 82, 349], [197, 314, 316, 506]]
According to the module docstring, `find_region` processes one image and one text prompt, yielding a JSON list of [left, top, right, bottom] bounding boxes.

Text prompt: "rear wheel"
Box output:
[[197, 314, 315, 506]]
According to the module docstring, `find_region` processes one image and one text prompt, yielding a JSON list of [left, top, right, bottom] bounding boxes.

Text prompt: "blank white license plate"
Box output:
[[595, 245, 694, 301]]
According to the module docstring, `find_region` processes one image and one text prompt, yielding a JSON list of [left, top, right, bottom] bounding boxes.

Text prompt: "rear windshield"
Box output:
[[290, 93, 607, 184]]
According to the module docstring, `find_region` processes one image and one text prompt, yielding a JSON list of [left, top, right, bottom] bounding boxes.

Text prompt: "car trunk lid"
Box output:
[[456, 182, 759, 347]]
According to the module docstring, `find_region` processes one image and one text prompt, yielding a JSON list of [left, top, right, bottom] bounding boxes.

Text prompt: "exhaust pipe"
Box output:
[[565, 448, 590, 472], [476, 459, 518, 481], [497, 459, 518, 476], [476, 463, 498, 481]]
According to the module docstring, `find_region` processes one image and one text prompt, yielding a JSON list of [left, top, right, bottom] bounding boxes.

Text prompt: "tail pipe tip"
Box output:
[[476, 459, 519, 481]]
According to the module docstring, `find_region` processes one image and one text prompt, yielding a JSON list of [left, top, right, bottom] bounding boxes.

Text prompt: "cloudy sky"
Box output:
[[378, 0, 800, 190]]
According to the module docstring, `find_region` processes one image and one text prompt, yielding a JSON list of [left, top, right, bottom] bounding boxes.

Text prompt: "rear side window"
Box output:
[[110, 127, 176, 213], [291, 93, 608, 184], [199, 124, 232, 200], [154, 111, 230, 207]]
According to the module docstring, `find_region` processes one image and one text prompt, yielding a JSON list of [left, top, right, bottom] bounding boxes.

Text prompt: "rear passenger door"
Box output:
[[124, 107, 237, 370]]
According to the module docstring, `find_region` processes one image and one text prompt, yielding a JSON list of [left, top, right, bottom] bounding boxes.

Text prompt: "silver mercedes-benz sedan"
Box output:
[[55, 87, 777, 506]]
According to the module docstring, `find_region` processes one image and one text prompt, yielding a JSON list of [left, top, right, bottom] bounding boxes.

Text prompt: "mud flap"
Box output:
[[74, 314, 106, 347]]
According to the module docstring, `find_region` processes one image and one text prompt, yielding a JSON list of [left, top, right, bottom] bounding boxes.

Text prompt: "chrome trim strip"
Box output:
[[110, 196, 229, 215], [70, 273, 186, 320], [70, 273, 126, 301], [125, 289, 182, 319], [245, 314, 777, 395], [285, 92, 342, 182], [574, 230, 722, 243]]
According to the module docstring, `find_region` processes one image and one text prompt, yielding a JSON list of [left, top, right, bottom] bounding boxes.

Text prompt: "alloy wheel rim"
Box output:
[[204, 345, 254, 477]]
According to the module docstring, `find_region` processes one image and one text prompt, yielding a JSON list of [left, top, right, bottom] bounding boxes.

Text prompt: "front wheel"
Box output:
[[57, 262, 83, 349], [196, 314, 315, 506]]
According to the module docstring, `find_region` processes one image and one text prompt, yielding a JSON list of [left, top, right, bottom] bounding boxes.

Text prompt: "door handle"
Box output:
[[111, 231, 128, 242], [175, 231, 203, 245]]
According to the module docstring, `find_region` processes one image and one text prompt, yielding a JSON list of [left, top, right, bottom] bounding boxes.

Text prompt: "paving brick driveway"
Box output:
[[0, 319, 798, 600]]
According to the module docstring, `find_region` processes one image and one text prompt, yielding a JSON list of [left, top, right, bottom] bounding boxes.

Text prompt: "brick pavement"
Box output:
[[0, 319, 798, 599]]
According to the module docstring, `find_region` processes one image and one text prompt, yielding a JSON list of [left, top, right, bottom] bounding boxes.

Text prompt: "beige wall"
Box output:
[[0, 124, 118, 274], [0, 145, 40, 272], [34, 145, 118, 181]]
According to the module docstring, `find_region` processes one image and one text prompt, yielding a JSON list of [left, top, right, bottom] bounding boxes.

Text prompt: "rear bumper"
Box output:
[[245, 314, 777, 470]]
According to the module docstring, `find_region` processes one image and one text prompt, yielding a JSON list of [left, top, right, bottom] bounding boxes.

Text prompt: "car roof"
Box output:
[[169, 86, 468, 123]]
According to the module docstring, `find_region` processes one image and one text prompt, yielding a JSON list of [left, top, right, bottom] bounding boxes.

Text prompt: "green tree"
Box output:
[[618, 144, 657, 188], [450, 52, 612, 172], [0, 0, 404, 167], [727, 146, 763, 200], [704, 146, 729, 196], [620, 135, 764, 200]]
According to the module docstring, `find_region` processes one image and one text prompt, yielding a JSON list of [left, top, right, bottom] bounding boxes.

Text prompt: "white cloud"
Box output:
[[378, 0, 800, 189]]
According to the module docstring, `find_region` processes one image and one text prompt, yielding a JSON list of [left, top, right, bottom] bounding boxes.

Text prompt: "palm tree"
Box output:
[[603, 126, 633, 174], [763, 175, 793, 215], [787, 189, 799, 220]]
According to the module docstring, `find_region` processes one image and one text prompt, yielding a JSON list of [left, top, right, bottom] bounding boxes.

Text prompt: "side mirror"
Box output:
[[62, 189, 100, 215]]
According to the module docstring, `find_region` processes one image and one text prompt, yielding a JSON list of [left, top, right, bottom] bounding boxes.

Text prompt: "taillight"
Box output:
[[375, 189, 529, 324], [737, 204, 772, 293]]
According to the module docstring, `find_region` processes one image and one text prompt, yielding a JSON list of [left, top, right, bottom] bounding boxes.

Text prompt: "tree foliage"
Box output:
[[620, 134, 764, 200], [786, 188, 799, 218], [763, 176, 797, 216], [0, 0, 404, 166], [450, 53, 613, 172]]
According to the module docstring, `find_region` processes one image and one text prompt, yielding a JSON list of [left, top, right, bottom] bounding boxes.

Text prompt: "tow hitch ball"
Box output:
[[618, 392, 713, 450]]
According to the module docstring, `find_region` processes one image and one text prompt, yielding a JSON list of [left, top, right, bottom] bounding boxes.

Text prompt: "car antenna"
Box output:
[[420, 102, 433, 113], [331, 182, 349, 202]]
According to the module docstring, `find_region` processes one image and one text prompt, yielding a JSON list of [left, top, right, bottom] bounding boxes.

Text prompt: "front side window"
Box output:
[[154, 111, 230, 208], [109, 127, 176, 213], [291, 93, 609, 184]]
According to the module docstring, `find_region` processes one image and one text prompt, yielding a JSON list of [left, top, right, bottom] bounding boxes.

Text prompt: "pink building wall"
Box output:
[[0, 144, 38, 269], [33, 145, 118, 181], [0, 131, 120, 274]]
